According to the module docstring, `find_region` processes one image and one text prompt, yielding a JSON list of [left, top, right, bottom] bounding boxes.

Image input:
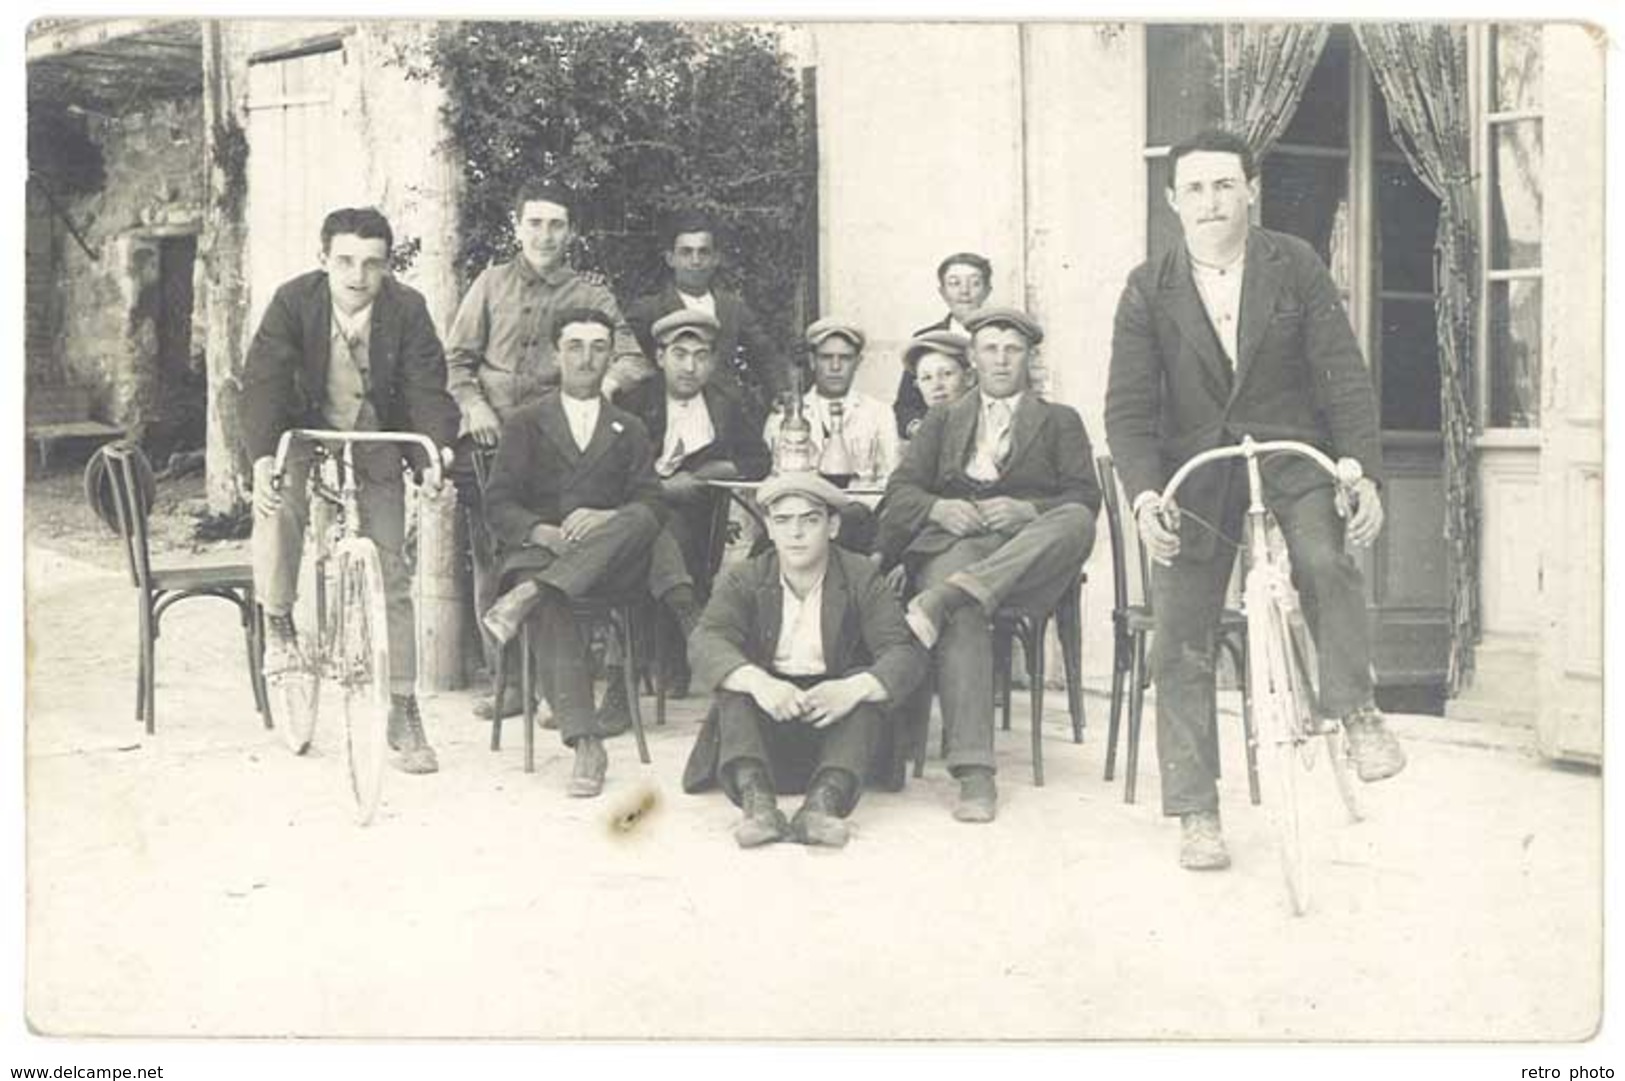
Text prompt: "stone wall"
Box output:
[[49, 96, 206, 440]]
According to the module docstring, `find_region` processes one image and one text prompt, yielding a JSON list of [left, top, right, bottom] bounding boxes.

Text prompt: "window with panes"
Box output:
[[1144, 26, 1442, 433]]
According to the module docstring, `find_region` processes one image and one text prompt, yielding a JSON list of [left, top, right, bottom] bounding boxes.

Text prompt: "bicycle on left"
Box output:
[[262, 428, 447, 826]]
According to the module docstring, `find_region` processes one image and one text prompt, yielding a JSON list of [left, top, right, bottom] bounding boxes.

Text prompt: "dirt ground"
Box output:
[[20, 472, 1604, 1042]]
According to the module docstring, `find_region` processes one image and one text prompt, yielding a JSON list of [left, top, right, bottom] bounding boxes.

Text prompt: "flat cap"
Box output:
[[518, 181, 575, 217], [757, 470, 852, 512], [804, 316, 866, 350], [964, 306, 1044, 345], [901, 329, 972, 372], [651, 308, 721, 344]]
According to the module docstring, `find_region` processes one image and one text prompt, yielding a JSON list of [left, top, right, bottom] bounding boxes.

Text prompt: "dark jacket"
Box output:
[[240, 271, 460, 465], [876, 390, 1101, 566], [483, 391, 667, 572], [682, 546, 929, 792], [1105, 227, 1384, 560], [614, 376, 771, 481], [892, 313, 952, 439], [627, 284, 790, 406]]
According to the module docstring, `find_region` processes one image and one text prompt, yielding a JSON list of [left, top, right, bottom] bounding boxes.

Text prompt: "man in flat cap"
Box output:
[[446, 179, 650, 721], [878, 307, 1099, 823], [1107, 128, 1401, 871], [894, 252, 994, 439], [763, 317, 901, 486], [479, 307, 675, 799], [615, 308, 772, 695], [684, 472, 927, 848], [627, 210, 791, 427]]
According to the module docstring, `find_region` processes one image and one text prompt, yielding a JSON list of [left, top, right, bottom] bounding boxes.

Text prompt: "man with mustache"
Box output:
[[1106, 127, 1405, 872]]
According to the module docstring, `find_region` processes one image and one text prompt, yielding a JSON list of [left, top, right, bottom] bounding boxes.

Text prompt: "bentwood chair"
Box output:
[[912, 569, 1087, 787], [469, 453, 666, 770], [84, 442, 269, 735], [1095, 454, 1258, 806]]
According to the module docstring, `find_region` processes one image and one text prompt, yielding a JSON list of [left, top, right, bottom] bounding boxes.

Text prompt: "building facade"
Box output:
[[803, 21, 1603, 759]]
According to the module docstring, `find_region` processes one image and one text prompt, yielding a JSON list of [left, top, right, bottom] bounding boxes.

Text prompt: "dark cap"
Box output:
[[901, 329, 972, 372], [964, 306, 1044, 345], [651, 309, 721, 345], [805, 317, 866, 351], [757, 470, 852, 512]]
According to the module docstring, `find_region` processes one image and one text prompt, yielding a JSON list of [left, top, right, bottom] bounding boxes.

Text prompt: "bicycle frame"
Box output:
[[1160, 436, 1365, 913]]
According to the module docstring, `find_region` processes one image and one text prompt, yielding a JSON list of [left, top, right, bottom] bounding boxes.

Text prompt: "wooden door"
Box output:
[[245, 41, 360, 330]]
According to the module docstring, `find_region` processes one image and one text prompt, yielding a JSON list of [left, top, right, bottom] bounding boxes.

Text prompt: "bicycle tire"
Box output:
[[268, 570, 321, 755], [1248, 570, 1313, 916], [335, 542, 391, 826]]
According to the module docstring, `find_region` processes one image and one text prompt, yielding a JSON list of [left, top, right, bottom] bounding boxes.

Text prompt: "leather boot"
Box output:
[[791, 772, 853, 848], [387, 694, 439, 775], [481, 580, 541, 645], [732, 763, 790, 848], [952, 766, 998, 823], [568, 735, 608, 798]]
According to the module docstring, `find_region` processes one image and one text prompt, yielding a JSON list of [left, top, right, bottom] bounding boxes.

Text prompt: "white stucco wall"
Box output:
[[810, 22, 1027, 400], [811, 21, 1147, 685]]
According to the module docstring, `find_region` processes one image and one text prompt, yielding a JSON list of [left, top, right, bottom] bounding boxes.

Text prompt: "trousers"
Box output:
[[253, 441, 416, 695], [916, 502, 1096, 774], [1151, 483, 1372, 816], [510, 503, 662, 744], [715, 686, 879, 817]]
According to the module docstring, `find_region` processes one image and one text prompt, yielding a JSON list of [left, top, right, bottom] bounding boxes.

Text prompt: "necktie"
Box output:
[[988, 399, 1013, 473]]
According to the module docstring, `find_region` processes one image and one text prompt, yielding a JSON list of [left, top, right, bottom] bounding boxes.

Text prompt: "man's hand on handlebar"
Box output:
[[1344, 476, 1384, 547], [1135, 494, 1182, 566], [252, 455, 283, 518]]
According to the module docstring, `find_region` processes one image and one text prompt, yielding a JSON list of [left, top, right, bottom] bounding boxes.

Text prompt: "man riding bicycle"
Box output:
[[243, 207, 460, 775], [1105, 128, 1406, 872]]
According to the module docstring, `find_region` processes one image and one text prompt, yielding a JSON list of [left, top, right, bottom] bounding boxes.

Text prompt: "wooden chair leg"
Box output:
[[651, 606, 666, 729], [912, 689, 929, 779], [491, 637, 509, 751], [139, 596, 157, 735], [1124, 632, 1147, 804], [1061, 601, 1084, 744], [1104, 630, 1127, 781], [999, 634, 1013, 732], [622, 608, 651, 766], [521, 624, 536, 774], [1029, 623, 1046, 787]]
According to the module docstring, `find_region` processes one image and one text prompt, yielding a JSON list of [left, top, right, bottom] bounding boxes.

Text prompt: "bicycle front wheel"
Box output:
[[335, 542, 391, 825], [1248, 578, 1315, 916]]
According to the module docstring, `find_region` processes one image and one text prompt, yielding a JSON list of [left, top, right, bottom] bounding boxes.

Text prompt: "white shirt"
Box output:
[[965, 390, 1023, 483], [560, 393, 601, 453], [660, 393, 715, 472], [762, 390, 901, 482], [773, 571, 827, 676], [677, 290, 717, 318], [1189, 248, 1246, 366]]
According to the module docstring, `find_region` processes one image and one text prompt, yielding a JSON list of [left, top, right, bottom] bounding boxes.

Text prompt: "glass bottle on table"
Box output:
[[774, 366, 816, 474], [817, 400, 856, 489]]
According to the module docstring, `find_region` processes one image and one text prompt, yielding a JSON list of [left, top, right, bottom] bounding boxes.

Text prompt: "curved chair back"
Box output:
[[84, 441, 157, 591], [1095, 454, 1154, 614]]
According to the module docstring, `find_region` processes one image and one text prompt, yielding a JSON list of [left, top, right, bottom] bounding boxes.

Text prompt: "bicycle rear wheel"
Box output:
[[335, 542, 391, 825]]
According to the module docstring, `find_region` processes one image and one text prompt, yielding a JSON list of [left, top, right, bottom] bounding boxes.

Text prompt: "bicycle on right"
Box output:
[[1158, 435, 1385, 916]]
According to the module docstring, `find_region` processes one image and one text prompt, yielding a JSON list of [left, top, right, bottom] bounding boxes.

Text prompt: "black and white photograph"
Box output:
[[10, 3, 1614, 1074]]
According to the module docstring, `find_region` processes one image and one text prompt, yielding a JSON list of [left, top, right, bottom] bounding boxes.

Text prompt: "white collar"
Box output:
[[981, 390, 1023, 413], [780, 567, 828, 603], [332, 303, 374, 338]]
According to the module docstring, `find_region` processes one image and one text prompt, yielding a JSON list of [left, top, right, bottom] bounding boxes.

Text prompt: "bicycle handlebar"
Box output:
[[271, 429, 448, 491], [1159, 437, 1363, 507]]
